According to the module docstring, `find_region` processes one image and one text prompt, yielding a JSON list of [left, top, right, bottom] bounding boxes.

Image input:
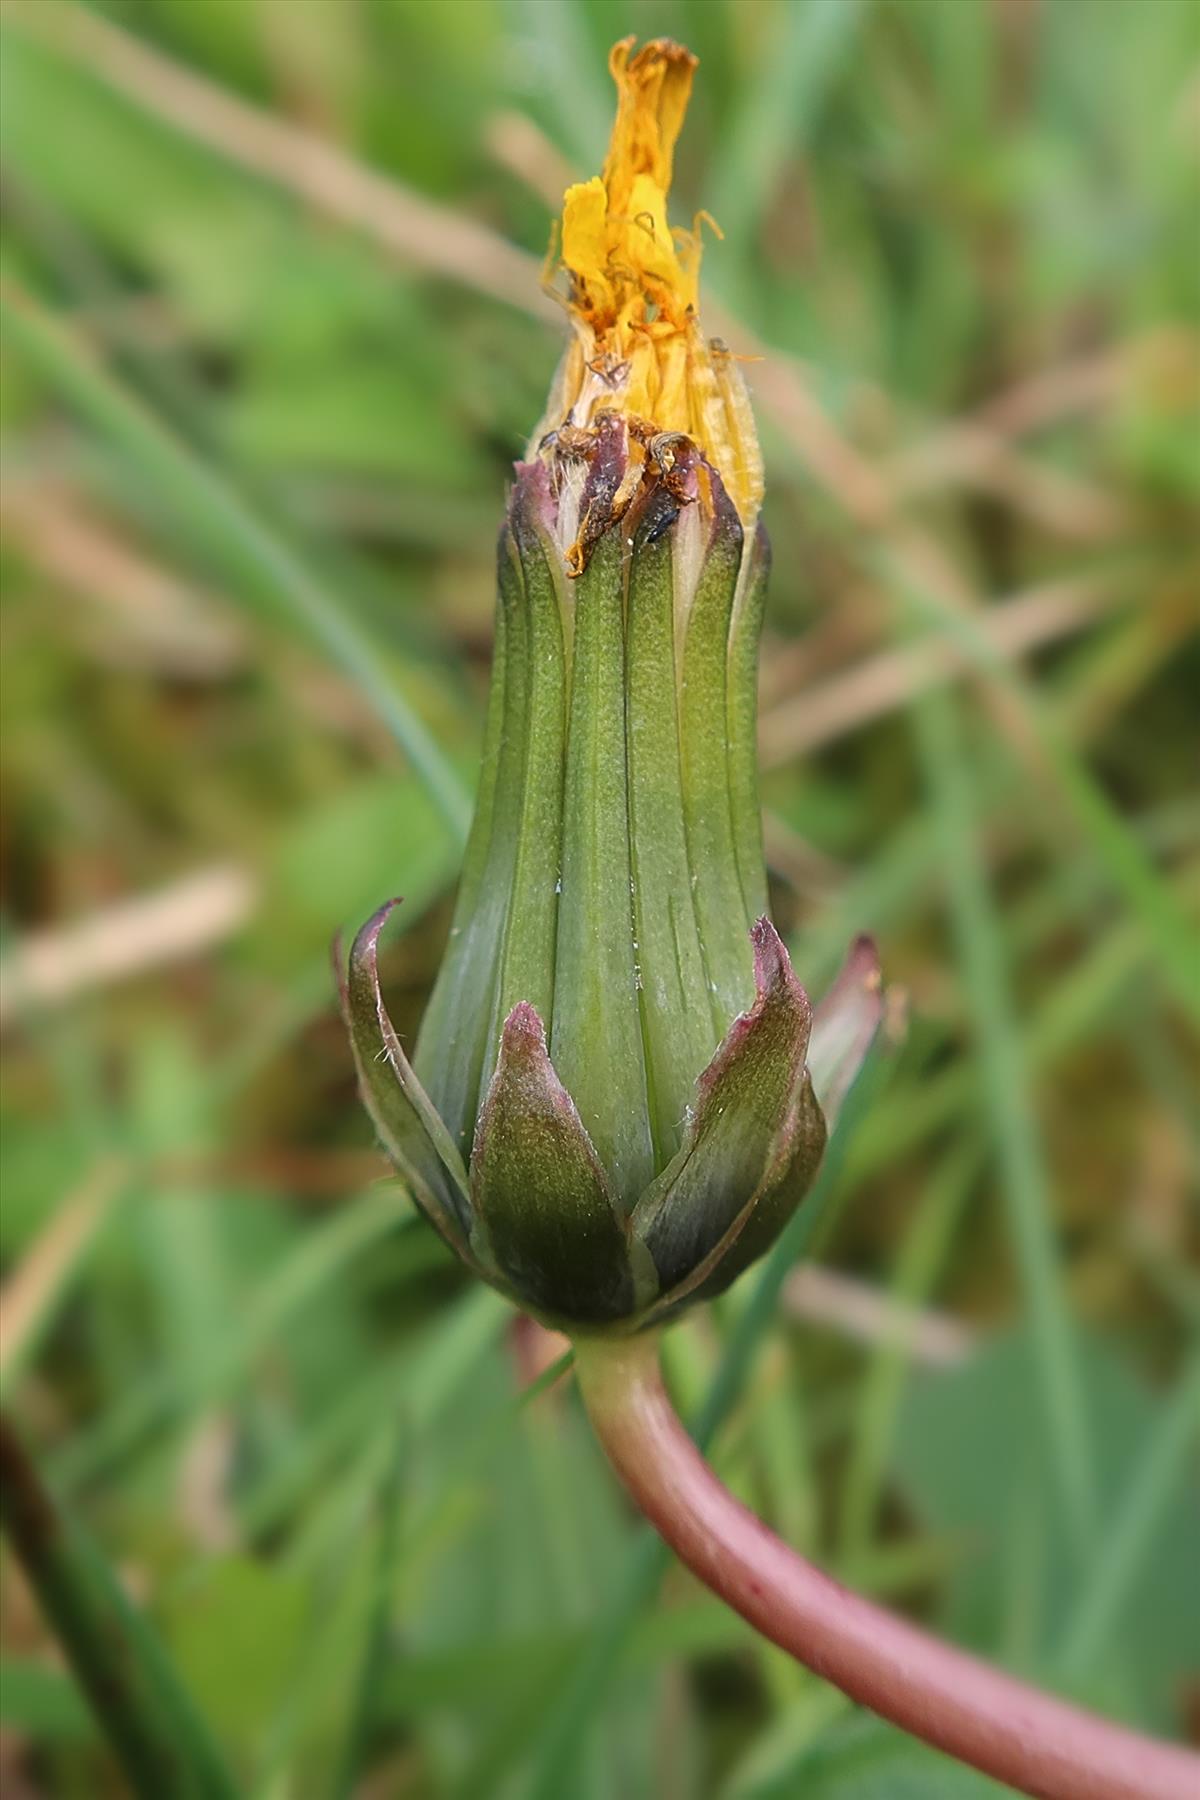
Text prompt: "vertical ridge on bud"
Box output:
[[677, 477, 756, 1033], [626, 482, 720, 1164], [550, 525, 655, 1211], [727, 523, 771, 923], [483, 488, 567, 1087]]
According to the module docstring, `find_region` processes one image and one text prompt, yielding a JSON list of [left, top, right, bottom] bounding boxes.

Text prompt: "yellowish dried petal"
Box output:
[[531, 36, 764, 531]]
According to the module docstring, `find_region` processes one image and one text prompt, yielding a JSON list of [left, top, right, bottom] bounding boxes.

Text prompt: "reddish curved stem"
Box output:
[[575, 1335, 1198, 1800]]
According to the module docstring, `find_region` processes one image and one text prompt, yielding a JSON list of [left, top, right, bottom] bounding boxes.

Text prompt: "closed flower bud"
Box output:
[[342, 38, 883, 1332]]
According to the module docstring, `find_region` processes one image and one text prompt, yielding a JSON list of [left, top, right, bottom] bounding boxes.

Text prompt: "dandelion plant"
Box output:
[[343, 37, 1198, 1800]]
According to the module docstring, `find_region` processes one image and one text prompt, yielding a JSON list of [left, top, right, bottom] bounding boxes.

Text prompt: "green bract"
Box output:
[[342, 428, 882, 1332]]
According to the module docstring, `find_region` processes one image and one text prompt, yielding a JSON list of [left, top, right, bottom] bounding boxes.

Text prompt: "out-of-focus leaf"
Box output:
[[165, 1557, 307, 1757], [740, 1712, 1012, 1799], [894, 1330, 1200, 1732], [0, 1658, 96, 1742]]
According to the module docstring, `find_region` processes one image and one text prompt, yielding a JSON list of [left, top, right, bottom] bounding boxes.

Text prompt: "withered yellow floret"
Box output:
[[530, 37, 764, 530]]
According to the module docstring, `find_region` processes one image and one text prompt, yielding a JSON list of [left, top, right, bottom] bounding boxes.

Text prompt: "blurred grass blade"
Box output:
[[53, 1186, 417, 1490], [709, 0, 868, 267], [0, 1158, 129, 1396], [0, 1656, 96, 1744], [838, 1141, 979, 1559], [509, 0, 612, 168], [1058, 1344, 1200, 1676], [1, 1, 546, 319], [330, 1424, 407, 1800], [0, 284, 471, 843], [0, 1413, 238, 1799], [911, 680, 1098, 1551], [881, 549, 1200, 1030]]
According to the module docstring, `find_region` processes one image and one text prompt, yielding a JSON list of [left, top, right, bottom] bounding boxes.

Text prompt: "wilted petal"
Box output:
[[342, 901, 472, 1252], [471, 1004, 635, 1324], [807, 935, 884, 1129], [631, 919, 817, 1295]]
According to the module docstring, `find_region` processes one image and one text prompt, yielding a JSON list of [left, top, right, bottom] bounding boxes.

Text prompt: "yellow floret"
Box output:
[[531, 37, 764, 530]]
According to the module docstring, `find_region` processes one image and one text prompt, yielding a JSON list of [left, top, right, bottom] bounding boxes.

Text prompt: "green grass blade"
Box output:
[[911, 680, 1098, 1550], [838, 1141, 979, 1559], [1058, 1344, 1200, 1676], [51, 1187, 417, 1491], [329, 1424, 407, 1800], [880, 549, 1200, 1030], [0, 1413, 239, 1799], [709, 0, 868, 276]]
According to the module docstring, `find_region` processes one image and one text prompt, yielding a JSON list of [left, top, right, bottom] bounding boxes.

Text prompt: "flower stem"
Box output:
[[574, 1333, 1199, 1800]]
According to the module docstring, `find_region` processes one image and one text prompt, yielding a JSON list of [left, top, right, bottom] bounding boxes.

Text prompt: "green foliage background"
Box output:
[[1, 1, 1197, 1795]]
